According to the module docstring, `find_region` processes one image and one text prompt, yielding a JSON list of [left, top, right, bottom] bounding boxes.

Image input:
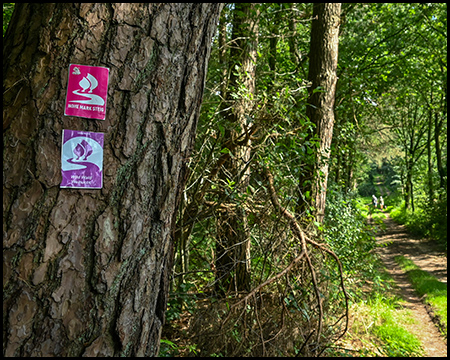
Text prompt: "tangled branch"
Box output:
[[185, 163, 350, 356], [263, 165, 349, 350], [220, 165, 349, 355]]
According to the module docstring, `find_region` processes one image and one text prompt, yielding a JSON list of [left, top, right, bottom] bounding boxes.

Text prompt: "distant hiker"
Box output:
[[372, 194, 378, 208], [379, 196, 384, 210]]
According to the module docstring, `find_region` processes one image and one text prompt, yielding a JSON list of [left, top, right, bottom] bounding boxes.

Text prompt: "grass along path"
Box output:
[[375, 211, 447, 357], [394, 255, 447, 336]]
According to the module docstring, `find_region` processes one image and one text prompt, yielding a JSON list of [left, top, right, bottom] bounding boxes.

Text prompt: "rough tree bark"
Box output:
[[3, 3, 222, 357], [298, 3, 341, 222], [215, 3, 258, 294]]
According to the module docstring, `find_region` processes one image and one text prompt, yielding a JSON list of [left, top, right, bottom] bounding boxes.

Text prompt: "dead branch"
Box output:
[[188, 163, 350, 356], [263, 165, 349, 352], [263, 165, 323, 348]]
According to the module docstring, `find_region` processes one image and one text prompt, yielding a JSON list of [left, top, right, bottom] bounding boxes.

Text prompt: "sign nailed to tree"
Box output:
[[61, 129, 104, 189], [64, 64, 109, 120]]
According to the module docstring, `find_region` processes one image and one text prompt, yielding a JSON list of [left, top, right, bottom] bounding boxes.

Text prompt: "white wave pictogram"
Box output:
[[69, 73, 104, 105]]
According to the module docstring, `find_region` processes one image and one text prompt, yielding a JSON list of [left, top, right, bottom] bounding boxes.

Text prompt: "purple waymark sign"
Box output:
[[64, 64, 109, 120], [61, 130, 104, 189]]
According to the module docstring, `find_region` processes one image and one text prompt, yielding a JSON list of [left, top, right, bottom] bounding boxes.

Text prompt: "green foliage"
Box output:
[[420, 189, 448, 248], [159, 338, 199, 357], [332, 4, 447, 219], [165, 283, 198, 323], [159, 339, 177, 357], [3, 3, 14, 37], [357, 181, 377, 198], [390, 192, 447, 249], [323, 185, 377, 275]]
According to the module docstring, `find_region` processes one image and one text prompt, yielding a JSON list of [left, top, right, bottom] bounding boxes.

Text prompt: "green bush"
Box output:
[[165, 283, 198, 323], [323, 186, 377, 275], [390, 193, 447, 250], [422, 191, 447, 248]]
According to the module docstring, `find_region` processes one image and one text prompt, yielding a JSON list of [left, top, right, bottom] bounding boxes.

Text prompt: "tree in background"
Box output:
[[3, 3, 222, 356], [169, 3, 349, 356], [331, 3, 446, 198], [214, 2, 259, 294], [327, 3, 446, 247], [298, 3, 341, 222]]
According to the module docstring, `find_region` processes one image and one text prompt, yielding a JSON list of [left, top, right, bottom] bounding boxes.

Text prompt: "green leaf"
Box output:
[[312, 86, 324, 94], [160, 339, 177, 349]]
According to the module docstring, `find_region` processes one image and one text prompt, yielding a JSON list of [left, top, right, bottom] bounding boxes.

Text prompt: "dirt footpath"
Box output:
[[376, 212, 447, 357]]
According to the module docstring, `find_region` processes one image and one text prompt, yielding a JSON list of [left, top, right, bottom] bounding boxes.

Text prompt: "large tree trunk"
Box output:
[[215, 3, 258, 294], [298, 3, 341, 222], [3, 3, 222, 357]]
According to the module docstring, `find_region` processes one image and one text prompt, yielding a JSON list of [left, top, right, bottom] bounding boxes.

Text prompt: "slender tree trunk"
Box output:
[[298, 3, 341, 222], [215, 3, 258, 294], [218, 10, 229, 101], [404, 157, 413, 211], [268, 4, 281, 90], [434, 93, 445, 190], [426, 91, 434, 202], [3, 3, 222, 356]]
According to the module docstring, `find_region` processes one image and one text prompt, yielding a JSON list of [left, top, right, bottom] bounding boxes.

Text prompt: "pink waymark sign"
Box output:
[[64, 64, 109, 120], [61, 130, 104, 189]]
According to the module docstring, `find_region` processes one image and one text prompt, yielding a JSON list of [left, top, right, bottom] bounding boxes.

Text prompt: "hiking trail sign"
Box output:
[[60, 130, 104, 189], [64, 64, 109, 120]]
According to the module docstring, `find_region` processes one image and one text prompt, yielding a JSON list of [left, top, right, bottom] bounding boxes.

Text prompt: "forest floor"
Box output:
[[374, 210, 447, 357]]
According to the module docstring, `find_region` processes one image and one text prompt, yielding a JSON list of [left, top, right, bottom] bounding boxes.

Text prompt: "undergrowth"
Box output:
[[390, 195, 447, 251]]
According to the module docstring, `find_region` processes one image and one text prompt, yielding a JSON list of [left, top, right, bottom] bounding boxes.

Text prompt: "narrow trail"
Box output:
[[375, 211, 447, 357]]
